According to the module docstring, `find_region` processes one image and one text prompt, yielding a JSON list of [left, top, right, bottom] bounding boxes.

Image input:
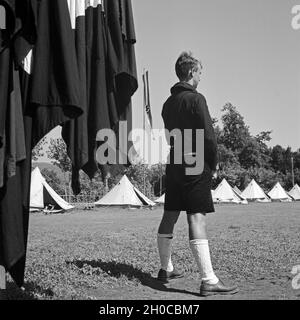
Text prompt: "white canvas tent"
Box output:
[[268, 182, 293, 202], [95, 175, 155, 207], [155, 193, 165, 204], [30, 167, 74, 212], [212, 179, 248, 204], [288, 184, 300, 201], [241, 179, 270, 202]]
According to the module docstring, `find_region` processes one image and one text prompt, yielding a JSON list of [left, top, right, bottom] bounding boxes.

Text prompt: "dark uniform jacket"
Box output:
[[162, 82, 218, 172]]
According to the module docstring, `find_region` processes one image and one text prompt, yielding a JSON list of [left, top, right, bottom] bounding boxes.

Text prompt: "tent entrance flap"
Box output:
[[43, 188, 62, 210]]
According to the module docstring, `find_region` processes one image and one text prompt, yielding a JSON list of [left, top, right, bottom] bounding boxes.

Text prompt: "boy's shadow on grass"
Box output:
[[68, 259, 200, 298], [1, 281, 54, 300]]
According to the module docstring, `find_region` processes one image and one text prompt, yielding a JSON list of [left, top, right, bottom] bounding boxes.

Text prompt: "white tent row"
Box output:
[[95, 175, 298, 208], [240, 179, 299, 202], [30, 167, 74, 212], [213, 179, 298, 203], [95, 175, 155, 207]]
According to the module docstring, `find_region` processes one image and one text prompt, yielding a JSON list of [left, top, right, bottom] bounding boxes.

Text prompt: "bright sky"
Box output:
[[45, 0, 300, 164], [131, 0, 300, 155]]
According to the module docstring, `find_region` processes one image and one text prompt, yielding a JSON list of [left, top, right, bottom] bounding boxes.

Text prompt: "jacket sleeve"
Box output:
[[193, 94, 218, 172]]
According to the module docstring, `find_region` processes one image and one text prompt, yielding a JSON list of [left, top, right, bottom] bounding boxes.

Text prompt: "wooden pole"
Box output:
[[291, 156, 295, 187], [160, 164, 162, 196], [143, 69, 146, 195]]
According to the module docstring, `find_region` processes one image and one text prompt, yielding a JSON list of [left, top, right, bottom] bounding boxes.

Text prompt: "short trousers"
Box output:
[[164, 162, 215, 214]]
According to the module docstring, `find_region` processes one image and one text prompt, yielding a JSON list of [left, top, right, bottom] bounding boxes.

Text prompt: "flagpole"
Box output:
[[291, 156, 295, 187], [143, 69, 146, 195], [160, 163, 163, 196]]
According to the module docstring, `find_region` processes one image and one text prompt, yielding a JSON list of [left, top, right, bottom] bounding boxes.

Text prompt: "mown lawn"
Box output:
[[3, 202, 300, 300]]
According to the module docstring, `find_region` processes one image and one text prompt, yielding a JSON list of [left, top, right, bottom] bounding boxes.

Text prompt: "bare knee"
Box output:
[[187, 213, 207, 240], [187, 213, 206, 227]]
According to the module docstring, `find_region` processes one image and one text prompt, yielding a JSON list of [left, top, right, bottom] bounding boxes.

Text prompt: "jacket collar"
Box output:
[[170, 82, 197, 95]]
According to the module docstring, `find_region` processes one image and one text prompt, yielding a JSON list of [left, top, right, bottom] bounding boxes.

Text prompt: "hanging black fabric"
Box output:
[[62, 0, 111, 194], [98, 0, 138, 181], [62, 0, 139, 194], [0, 0, 84, 287], [0, 0, 26, 188], [0, 0, 139, 286], [29, 0, 83, 147], [104, 0, 137, 127], [0, 0, 35, 287]]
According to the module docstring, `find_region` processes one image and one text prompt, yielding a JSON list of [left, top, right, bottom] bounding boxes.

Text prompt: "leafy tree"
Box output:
[[270, 145, 285, 172], [254, 131, 272, 168], [293, 149, 300, 169], [217, 143, 240, 171], [294, 168, 300, 186], [239, 138, 269, 169], [40, 168, 65, 195], [46, 138, 72, 173], [255, 131, 272, 145], [220, 103, 251, 152], [32, 137, 47, 161], [243, 166, 282, 191], [46, 138, 72, 196], [76, 171, 106, 201], [283, 147, 293, 175], [212, 118, 224, 145], [214, 162, 246, 190]]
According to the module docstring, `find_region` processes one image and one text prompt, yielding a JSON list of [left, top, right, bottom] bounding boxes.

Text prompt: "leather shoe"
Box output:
[[200, 279, 239, 296], [157, 268, 184, 282]]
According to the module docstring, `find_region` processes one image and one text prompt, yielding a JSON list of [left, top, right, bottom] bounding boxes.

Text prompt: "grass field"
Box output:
[[3, 202, 300, 300]]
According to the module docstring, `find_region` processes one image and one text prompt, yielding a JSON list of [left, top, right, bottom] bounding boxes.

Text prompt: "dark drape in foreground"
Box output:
[[0, 0, 138, 287], [0, 0, 83, 286]]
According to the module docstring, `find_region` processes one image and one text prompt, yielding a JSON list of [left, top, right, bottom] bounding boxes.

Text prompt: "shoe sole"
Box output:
[[200, 288, 239, 297]]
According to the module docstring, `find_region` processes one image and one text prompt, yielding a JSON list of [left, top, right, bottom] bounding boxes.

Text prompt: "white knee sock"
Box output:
[[189, 239, 219, 285], [157, 233, 174, 272]]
